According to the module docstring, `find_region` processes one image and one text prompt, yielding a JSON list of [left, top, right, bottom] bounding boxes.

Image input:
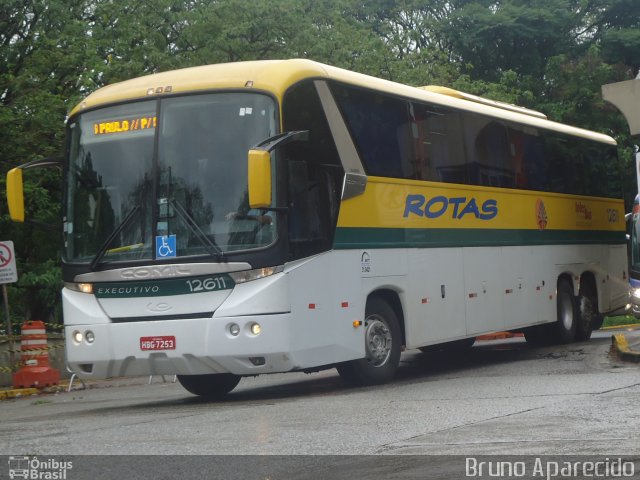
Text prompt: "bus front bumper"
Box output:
[[65, 314, 299, 378]]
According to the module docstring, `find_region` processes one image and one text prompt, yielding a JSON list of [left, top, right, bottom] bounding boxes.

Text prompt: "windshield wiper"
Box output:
[[89, 205, 141, 271], [169, 199, 225, 261]]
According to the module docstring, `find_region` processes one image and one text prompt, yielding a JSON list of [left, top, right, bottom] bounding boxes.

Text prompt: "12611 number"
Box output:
[[186, 276, 228, 293], [140, 336, 176, 351]]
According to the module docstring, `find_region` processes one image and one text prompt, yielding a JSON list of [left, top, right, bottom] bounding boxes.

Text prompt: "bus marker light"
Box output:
[[341, 302, 349, 308], [421, 298, 430, 304], [353, 320, 362, 328], [308, 303, 316, 310], [250, 323, 261, 335]]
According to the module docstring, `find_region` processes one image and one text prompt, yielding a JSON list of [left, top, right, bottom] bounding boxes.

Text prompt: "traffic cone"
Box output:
[[12, 320, 60, 388]]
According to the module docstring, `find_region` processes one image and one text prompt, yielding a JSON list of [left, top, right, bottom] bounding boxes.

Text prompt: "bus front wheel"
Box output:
[[177, 373, 240, 398], [337, 296, 401, 386]]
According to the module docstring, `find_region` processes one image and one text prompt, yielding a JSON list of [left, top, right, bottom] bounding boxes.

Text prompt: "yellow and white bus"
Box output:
[[6, 59, 628, 397]]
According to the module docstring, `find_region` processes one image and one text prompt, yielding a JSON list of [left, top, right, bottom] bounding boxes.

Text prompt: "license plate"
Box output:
[[140, 336, 176, 351]]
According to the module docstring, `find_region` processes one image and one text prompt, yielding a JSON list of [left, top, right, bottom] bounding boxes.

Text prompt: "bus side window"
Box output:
[[288, 160, 321, 243]]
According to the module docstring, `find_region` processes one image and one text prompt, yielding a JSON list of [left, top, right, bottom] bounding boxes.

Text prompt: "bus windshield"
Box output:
[[64, 93, 278, 264]]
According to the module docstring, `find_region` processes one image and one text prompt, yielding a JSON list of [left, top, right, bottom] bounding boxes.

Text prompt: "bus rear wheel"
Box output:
[[337, 296, 401, 386], [575, 281, 600, 341], [554, 279, 577, 343], [177, 373, 240, 398], [524, 279, 577, 345]]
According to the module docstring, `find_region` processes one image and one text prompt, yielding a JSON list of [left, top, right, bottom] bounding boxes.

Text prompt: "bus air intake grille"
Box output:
[[111, 312, 214, 323]]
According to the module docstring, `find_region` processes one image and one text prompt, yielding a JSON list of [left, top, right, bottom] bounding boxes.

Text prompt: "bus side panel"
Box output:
[[464, 247, 504, 335], [286, 251, 365, 368], [404, 248, 466, 348], [501, 246, 538, 329], [605, 244, 629, 314]]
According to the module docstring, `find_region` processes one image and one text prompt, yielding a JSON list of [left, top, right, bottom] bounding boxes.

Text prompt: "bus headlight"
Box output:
[[65, 282, 94, 294], [632, 288, 640, 300], [228, 266, 284, 284]]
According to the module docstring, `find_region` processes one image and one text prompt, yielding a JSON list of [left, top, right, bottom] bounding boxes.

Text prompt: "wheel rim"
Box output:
[[559, 292, 574, 331], [364, 314, 392, 367]]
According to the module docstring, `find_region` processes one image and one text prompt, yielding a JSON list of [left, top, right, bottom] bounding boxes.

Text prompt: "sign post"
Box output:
[[0, 240, 19, 368]]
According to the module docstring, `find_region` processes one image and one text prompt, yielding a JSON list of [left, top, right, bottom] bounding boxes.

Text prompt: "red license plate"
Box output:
[[140, 336, 176, 351]]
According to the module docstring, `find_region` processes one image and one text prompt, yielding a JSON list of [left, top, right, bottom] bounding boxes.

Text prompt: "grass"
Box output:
[[602, 315, 639, 328]]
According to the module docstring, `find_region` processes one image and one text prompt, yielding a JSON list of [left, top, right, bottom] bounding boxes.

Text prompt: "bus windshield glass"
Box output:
[[64, 93, 278, 264]]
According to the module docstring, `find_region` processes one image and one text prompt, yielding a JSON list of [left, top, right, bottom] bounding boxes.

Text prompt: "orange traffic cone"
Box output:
[[12, 320, 60, 388]]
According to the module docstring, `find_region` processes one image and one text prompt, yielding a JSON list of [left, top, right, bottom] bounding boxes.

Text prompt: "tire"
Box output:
[[554, 279, 577, 344], [177, 373, 240, 398], [575, 281, 600, 341], [525, 279, 577, 345], [337, 296, 402, 386]]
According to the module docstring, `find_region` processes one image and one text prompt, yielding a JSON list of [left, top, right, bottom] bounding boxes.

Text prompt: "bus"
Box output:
[[628, 195, 640, 317], [6, 59, 628, 397]]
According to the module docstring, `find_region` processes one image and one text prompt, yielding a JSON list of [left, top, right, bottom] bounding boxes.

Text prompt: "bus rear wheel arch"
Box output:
[[337, 295, 402, 386], [524, 276, 577, 345]]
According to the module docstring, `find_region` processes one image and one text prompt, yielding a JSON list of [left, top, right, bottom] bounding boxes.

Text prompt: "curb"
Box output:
[[0, 388, 39, 400], [611, 334, 640, 363], [0, 381, 73, 401]]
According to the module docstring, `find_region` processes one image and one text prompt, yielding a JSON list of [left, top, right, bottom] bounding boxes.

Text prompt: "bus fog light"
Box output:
[[250, 322, 262, 336], [85, 330, 95, 344], [73, 331, 83, 344], [249, 357, 265, 366], [229, 323, 240, 336]]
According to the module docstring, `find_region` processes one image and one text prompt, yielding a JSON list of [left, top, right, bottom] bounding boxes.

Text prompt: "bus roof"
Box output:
[[70, 58, 617, 146]]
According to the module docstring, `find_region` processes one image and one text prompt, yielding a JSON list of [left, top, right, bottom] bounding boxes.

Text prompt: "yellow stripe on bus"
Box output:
[[337, 177, 625, 232]]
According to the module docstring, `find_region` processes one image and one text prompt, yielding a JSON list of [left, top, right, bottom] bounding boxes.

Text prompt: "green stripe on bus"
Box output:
[[333, 227, 626, 249], [94, 274, 235, 298]]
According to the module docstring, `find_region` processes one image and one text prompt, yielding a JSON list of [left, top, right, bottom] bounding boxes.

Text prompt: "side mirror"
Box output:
[[247, 130, 308, 210], [6, 168, 25, 222], [248, 150, 272, 209], [5, 157, 62, 223]]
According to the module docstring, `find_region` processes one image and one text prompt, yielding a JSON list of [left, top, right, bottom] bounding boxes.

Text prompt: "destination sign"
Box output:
[[93, 115, 157, 136]]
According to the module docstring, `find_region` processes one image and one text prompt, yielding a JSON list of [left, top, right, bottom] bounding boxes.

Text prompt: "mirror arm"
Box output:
[[18, 156, 63, 170], [251, 130, 309, 152]]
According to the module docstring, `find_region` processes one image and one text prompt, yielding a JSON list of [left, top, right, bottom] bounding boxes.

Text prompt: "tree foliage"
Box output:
[[1, 0, 639, 325]]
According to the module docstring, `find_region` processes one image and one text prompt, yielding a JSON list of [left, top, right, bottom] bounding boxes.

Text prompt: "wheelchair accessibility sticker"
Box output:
[[156, 235, 177, 258]]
